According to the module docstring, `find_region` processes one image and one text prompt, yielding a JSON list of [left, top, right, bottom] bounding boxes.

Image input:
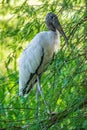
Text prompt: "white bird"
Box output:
[[19, 12, 68, 96]]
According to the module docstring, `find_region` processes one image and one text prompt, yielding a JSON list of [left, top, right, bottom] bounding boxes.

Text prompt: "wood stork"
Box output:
[[19, 12, 68, 96]]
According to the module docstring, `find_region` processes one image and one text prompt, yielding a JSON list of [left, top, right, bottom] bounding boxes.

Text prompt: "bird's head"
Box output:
[[46, 12, 68, 45]]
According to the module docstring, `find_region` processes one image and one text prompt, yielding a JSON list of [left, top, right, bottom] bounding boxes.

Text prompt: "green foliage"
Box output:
[[0, 0, 87, 129]]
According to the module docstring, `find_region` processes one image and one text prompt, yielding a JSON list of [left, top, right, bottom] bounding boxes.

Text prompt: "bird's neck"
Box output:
[[55, 30, 60, 44], [50, 29, 59, 36], [55, 29, 59, 35], [49, 30, 60, 43]]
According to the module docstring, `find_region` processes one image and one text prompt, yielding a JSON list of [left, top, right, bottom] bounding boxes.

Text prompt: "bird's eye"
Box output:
[[51, 16, 54, 19], [49, 15, 54, 19]]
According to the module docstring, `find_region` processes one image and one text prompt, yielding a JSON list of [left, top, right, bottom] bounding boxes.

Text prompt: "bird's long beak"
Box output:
[[56, 22, 68, 45]]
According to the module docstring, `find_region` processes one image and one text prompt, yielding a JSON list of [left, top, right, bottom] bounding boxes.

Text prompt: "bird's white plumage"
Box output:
[[19, 30, 60, 96]]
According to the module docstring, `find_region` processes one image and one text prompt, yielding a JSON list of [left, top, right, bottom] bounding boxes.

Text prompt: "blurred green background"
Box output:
[[0, 0, 87, 129]]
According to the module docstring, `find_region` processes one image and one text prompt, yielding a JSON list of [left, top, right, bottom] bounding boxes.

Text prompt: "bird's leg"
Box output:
[[36, 81, 39, 118], [36, 75, 50, 114]]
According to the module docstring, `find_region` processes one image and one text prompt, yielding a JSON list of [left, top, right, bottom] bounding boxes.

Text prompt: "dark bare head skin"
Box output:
[[46, 12, 68, 45]]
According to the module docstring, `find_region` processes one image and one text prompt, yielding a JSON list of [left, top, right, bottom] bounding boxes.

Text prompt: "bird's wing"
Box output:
[[19, 43, 44, 96]]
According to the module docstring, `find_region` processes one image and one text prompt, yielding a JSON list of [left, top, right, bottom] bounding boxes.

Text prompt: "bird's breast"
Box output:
[[44, 31, 60, 57], [37, 31, 59, 74]]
